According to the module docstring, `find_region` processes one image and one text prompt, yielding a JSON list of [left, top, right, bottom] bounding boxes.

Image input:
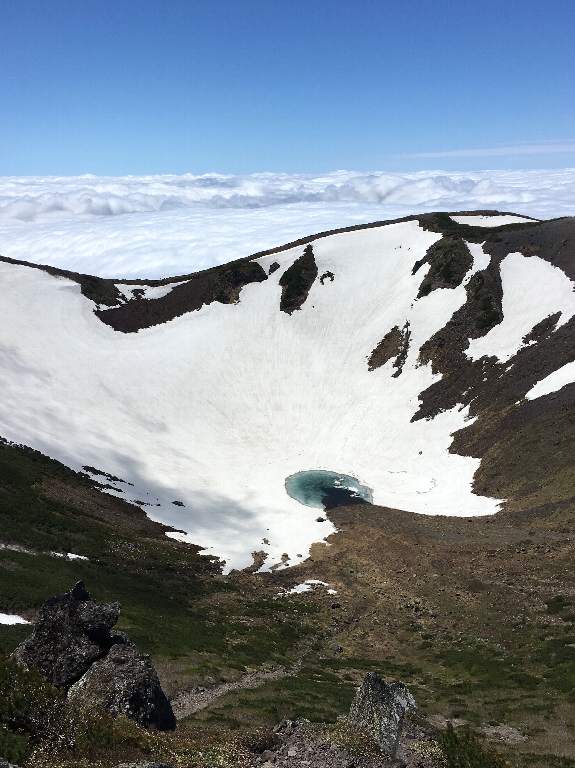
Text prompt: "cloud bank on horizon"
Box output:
[[0, 169, 574, 278]]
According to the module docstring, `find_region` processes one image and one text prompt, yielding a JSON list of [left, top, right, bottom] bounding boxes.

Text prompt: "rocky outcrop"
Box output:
[[247, 715, 439, 768], [12, 582, 175, 731], [12, 581, 120, 688], [116, 762, 174, 767], [348, 673, 416, 757], [279, 244, 318, 314], [68, 642, 176, 730]]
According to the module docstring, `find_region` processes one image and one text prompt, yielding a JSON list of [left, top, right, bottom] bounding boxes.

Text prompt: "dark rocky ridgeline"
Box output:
[[96, 260, 268, 333], [279, 244, 318, 314], [12, 581, 176, 731], [0, 252, 268, 334]]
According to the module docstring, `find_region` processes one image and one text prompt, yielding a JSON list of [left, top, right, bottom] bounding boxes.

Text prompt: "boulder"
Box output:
[[68, 642, 176, 731], [12, 582, 175, 731], [348, 672, 415, 757], [12, 581, 119, 688], [116, 763, 174, 768], [116, 764, 174, 768]]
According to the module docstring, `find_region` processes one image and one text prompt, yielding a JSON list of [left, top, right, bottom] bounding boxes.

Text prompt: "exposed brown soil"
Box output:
[[277, 496, 575, 766]]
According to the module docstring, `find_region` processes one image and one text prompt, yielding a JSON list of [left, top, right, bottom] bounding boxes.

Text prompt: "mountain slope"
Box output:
[[0, 211, 574, 572]]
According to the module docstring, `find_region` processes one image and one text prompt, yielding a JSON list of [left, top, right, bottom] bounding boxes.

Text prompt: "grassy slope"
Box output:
[[0, 438, 319, 677]]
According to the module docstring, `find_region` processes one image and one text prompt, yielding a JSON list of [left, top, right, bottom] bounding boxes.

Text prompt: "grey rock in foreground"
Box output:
[[348, 673, 416, 757], [69, 642, 176, 730], [248, 716, 439, 768], [12, 580, 119, 688], [12, 581, 175, 731], [116, 763, 174, 768]]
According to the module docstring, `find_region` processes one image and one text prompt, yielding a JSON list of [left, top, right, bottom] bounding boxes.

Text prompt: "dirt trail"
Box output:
[[171, 658, 302, 720]]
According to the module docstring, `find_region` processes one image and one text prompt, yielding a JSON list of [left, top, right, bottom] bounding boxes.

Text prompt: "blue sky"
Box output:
[[1, 0, 574, 175]]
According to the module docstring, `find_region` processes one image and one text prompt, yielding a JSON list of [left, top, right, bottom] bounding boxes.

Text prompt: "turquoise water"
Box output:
[[285, 470, 373, 510]]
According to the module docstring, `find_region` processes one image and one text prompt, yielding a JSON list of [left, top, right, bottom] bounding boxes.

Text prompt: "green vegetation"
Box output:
[[0, 658, 63, 762], [190, 665, 356, 730], [440, 724, 507, 768], [0, 438, 316, 674]]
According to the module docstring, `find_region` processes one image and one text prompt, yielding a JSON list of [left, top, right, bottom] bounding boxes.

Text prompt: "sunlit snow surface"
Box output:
[[0, 221, 509, 571], [526, 361, 575, 400], [450, 214, 536, 227], [0, 169, 574, 277], [0, 612, 30, 625]]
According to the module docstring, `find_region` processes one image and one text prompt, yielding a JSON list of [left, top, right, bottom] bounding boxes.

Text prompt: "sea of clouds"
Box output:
[[0, 169, 574, 278]]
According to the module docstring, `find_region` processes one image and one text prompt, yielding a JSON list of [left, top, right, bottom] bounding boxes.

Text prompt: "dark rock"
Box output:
[[348, 673, 415, 757], [279, 245, 318, 314], [413, 236, 472, 298], [96, 260, 268, 333], [117, 763, 174, 768], [13, 582, 175, 731], [368, 322, 410, 377], [68, 642, 176, 731], [12, 581, 120, 688]]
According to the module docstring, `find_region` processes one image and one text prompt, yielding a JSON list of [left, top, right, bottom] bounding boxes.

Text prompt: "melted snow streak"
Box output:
[[0, 169, 574, 277], [0, 221, 503, 571]]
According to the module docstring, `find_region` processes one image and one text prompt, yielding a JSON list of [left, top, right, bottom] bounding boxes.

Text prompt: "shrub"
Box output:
[[0, 657, 64, 756], [440, 724, 507, 768]]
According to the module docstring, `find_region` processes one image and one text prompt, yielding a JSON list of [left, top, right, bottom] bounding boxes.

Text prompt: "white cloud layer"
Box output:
[[0, 169, 573, 278]]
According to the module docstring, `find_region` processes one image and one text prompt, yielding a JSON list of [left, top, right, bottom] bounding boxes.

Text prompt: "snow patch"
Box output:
[[281, 580, 338, 596], [467, 253, 575, 362], [0, 612, 30, 625], [464, 241, 492, 278], [525, 361, 575, 400], [51, 552, 89, 561], [114, 282, 186, 304], [451, 214, 537, 227]]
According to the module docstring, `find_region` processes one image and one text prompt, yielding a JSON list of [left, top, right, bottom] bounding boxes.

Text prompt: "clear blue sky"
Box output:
[[1, 0, 574, 175]]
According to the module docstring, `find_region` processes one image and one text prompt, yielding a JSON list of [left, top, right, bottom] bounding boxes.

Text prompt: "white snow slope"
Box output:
[[1, 217, 572, 571]]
